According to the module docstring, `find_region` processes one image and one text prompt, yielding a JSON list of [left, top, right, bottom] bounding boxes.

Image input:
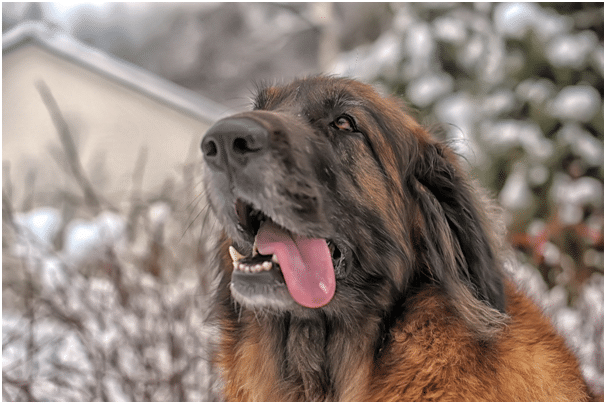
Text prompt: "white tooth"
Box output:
[[238, 263, 246, 272], [254, 264, 262, 272], [272, 254, 279, 264], [252, 238, 259, 257], [229, 246, 245, 262], [262, 261, 272, 270]]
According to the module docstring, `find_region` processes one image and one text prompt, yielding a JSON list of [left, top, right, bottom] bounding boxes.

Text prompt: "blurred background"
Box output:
[[2, 2, 603, 400]]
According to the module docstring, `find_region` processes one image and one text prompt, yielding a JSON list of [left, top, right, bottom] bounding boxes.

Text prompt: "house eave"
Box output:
[[3, 22, 231, 124]]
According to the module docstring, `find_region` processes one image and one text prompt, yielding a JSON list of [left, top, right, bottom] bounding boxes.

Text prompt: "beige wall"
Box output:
[[3, 45, 212, 207]]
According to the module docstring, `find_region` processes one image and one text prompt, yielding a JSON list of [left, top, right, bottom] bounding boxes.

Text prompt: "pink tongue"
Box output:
[[256, 221, 335, 308]]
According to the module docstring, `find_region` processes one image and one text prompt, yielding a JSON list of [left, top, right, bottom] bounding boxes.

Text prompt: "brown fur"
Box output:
[[215, 274, 588, 401], [202, 76, 590, 401], [365, 282, 588, 401]]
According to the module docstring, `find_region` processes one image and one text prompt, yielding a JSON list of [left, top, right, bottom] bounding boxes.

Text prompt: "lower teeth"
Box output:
[[230, 245, 277, 273], [234, 259, 274, 273]]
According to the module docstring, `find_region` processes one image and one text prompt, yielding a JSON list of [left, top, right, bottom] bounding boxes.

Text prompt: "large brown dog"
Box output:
[[201, 76, 589, 401]]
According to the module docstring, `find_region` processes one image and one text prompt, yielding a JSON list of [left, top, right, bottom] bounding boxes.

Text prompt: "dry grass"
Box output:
[[2, 83, 221, 401]]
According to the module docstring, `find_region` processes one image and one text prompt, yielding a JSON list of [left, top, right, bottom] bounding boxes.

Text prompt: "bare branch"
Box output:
[[35, 80, 105, 213]]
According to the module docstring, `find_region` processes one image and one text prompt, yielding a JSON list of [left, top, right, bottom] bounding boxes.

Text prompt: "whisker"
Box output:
[[181, 205, 208, 240], [185, 190, 206, 213]]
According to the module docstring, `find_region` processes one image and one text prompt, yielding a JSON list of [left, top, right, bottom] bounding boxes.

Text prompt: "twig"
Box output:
[[2, 372, 36, 401], [126, 146, 148, 242], [34, 80, 104, 213]]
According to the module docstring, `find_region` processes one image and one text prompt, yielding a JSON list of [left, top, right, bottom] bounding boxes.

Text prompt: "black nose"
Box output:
[[202, 117, 269, 171]]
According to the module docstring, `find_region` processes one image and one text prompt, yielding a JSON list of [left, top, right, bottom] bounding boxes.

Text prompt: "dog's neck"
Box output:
[[274, 313, 379, 401], [218, 305, 380, 401], [281, 315, 375, 400]]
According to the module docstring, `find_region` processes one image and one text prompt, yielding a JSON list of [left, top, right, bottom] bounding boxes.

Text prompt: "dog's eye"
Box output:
[[332, 115, 356, 132]]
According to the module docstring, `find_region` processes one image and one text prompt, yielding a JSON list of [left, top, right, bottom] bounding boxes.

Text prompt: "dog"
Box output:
[[201, 76, 590, 401]]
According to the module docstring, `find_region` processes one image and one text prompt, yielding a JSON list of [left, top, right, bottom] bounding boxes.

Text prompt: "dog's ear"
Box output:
[[410, 140, 507, 339]]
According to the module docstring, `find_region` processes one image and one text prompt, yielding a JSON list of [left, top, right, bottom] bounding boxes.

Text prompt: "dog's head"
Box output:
[[202, 76, 506, 337]]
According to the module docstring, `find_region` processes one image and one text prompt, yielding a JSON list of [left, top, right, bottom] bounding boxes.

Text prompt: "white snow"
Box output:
[[557, 123, 603, 167], [62, 210, 126, 266], [516, 78, 556, 106], [406, 73, 454, 108], [434, 92, 483, 161], [547, 31, 599, 69], [12, 207, 62, 258], [549, 85, 602, 123], [498, 162, 533, 211], [482, 119, 553, 160], [433, 15, 467, 45], [493, 3, 540, 38], [481, 89, 516, 117], [551, 174, 603, 225]]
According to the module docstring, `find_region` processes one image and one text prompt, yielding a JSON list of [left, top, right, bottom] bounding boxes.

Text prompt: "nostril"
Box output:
[[233, 137, 248, 154], [232, 135, 263, 155], [203, 138, 218, 157]]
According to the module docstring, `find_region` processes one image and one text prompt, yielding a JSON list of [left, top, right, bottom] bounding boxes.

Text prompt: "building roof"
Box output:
[[3, 21, 230, 123]]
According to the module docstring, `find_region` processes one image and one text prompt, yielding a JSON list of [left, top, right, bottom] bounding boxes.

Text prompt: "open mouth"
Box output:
[[229, 199, 344, 309]]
